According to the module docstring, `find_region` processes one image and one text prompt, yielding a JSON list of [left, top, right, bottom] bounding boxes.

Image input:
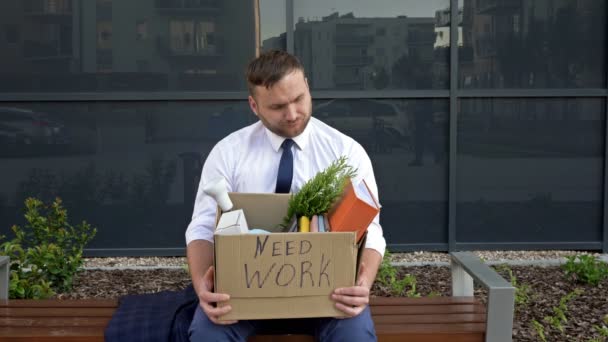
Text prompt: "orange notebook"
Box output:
[[327, 178, 380, 242]]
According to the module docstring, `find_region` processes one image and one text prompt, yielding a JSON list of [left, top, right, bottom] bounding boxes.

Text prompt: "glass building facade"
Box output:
[[0, 0, 606, 255]]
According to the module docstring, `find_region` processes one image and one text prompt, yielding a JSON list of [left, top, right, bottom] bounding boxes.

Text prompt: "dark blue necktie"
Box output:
[[275, 139, 294, 193]]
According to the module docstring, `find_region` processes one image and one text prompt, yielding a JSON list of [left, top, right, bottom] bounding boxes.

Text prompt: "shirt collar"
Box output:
[[264, 119, 312, 152]]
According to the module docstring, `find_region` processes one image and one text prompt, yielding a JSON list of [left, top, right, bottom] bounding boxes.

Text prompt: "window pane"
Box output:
[[0, 99, 449, 251], [294, 0, 451, 90], [0, 0, 258, 92], [313, 99, 449, 246], [260, 0, 286, 52], [0, 100, 253, 251], [456, 98, 605, 243], [459, 0, 607, 88]]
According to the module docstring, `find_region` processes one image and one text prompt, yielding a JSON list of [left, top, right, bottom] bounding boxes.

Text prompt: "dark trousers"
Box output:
[[188, 304, 377, 342]]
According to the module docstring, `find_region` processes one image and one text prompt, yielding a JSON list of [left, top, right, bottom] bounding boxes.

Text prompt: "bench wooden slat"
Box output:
[[370, 333, 484, 342], [370, 296, 478, 305], [371, 303, 485, 315], [0, 300, 118, 308], [250, 327, 485, 342], [0, 317, 112, 327], [373, 313, 487, 324], [375, 323, 486, 333], [1, 308, 117, 317], [0, 327, 105, 339], [0, 297, 488, 342]]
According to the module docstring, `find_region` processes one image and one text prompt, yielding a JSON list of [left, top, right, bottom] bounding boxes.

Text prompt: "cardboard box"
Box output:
[[214, 192, 363, 320]]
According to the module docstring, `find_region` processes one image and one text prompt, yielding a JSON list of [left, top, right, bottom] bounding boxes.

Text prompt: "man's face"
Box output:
[[248, 70, 312, 138]]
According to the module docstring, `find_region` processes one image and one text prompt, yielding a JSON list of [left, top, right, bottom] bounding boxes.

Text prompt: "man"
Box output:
[[186, 50, 386, 341]]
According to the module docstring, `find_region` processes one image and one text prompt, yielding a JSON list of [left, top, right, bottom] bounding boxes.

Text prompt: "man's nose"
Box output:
[[285, 104, 298, 121]]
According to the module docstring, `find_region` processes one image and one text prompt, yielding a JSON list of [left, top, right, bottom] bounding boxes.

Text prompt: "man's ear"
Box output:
[[248, 95, 259, 117], [304, 77, 309, 89]]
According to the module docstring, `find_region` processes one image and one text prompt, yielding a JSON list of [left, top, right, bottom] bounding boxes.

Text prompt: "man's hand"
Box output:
[[195, 266, 237, 325], [331, 262, 371, 318]]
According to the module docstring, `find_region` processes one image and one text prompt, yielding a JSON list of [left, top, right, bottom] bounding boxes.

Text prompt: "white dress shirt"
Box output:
[[185, 117, 386, 256]]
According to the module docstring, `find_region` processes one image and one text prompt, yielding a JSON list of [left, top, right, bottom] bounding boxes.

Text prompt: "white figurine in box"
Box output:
[[203, 177, 249, 235]]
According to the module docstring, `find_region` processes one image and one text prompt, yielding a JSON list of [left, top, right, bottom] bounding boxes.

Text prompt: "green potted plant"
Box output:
[[281, 156, 357, 231]]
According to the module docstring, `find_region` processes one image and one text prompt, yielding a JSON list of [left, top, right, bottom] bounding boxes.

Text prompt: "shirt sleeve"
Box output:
[[185, 143, 234, 246], [348, 143, 387, 257]]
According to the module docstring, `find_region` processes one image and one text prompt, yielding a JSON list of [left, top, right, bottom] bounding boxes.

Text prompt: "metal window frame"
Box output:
[[604, 46, 608, 253], [0, 0, 607, 254], [0, 256, 8, 300], [449, 0, 459, 252]]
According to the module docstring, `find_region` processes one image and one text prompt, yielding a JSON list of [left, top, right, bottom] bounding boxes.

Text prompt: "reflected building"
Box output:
[[0, 0, 77, 91], [0, 0, 258, 91], [461, 0, 603, 89], [459, 0, 603, 154], [433, 7, 463, 89], [291, 12, 436, 90], [262, 32, 286, 52]]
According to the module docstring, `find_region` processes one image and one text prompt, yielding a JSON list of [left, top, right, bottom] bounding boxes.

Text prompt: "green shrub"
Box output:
[[375, 250, 420, 297], [0, 198, 97, 299], [587, 321, 608, 342], [544, 288, 583, 333], [495, 264, 533, 306], [376, 250, 397, 287], [532, 288, 582, 340], [562, 254, 608, 286], [392, 274, 420, 297], [532, 319, 547, 342]]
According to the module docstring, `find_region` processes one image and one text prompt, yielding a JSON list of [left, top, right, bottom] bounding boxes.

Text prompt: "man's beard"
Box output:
[[259, 100, 312, 138]]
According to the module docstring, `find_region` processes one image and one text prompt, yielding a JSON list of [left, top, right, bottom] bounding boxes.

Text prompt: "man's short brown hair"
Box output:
[[246, 50, 305, 96]]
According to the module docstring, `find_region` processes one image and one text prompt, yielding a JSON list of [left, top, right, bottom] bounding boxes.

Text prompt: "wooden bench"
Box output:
[[0, 253, 514, 342], [0, 297, 485, 342], [0, 298, 118, 342]]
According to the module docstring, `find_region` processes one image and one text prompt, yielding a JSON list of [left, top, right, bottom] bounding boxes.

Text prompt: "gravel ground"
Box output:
[[83, 250, 605, 268], [68, 251, 608, 341]]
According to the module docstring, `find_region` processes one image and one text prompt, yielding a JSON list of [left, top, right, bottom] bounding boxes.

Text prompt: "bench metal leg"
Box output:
[[451, 261, 474, 296], [450, 252, 515, 342], [487, 286, 516, 342], [0, 256, 8, 300]]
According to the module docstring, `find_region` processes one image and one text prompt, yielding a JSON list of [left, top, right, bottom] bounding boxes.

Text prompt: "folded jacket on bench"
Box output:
[[105, 284, 198, 342]]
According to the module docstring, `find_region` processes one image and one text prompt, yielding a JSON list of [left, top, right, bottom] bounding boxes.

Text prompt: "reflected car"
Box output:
[[313, 99, 410, 152], [0, 107, 69, 145]]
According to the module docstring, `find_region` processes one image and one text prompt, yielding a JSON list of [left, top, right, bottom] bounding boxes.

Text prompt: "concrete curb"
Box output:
[[392, 254, 608, 268], [81, 254, 608, 271], [83, 266, 186, 271], [391, 259, 564, 268]]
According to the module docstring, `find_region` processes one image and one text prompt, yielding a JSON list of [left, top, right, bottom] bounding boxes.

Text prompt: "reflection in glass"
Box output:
[[313, 98, 449, 245], [0, 99, 449, 250], [0, 106, 74, 155], [169, 20, 216, 54], [459, 0, 606, 88], [0, 0, 257, 92], [0, 101, 254, 251], [260, 0, 287, 51], [292, 0, 450, 90], [457, 98, 605, 243], [25, 0, 73, 14], [136, 20, 148, 41]]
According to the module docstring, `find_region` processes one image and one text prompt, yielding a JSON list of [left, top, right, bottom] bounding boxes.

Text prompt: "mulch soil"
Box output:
[[57, 265, 608, 341]]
